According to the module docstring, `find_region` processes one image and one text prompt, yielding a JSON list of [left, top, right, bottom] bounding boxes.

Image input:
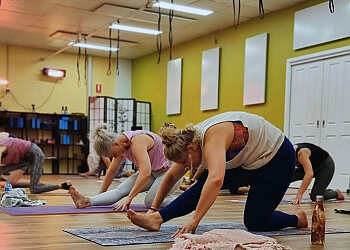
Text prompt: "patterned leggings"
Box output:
[[0, 143, 59, 194]]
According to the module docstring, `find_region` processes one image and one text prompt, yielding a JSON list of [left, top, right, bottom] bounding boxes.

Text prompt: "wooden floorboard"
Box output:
[[1, 175, 349, 249]]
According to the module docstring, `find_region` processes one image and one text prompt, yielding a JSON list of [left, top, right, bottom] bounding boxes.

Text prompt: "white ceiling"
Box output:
[[0, 0, 307, 60]]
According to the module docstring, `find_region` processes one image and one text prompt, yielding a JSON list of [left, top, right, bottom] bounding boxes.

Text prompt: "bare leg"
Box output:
[[296, 210, 308, 228], [2, 173, 45, 187], [127, 209, 164, 231], [69, 186, 91, 208], [336, 189, 345, 200]]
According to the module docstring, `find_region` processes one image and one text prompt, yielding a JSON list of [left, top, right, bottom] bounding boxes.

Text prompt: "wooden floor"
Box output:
[[1, 175, 349, 250]]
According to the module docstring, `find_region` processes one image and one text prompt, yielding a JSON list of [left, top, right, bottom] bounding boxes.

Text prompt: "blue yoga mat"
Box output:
[[0, 203, 148, 216], [63, 222, 349, 246]]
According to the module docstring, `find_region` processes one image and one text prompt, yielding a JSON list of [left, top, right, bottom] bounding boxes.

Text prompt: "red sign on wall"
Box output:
[[96, 84, 102, 93]]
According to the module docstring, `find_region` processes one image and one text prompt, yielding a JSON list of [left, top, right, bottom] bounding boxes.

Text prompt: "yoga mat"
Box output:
[[226, 198, 350, 205], [63, 222, 349, 246], [0, 203, 148, 216]]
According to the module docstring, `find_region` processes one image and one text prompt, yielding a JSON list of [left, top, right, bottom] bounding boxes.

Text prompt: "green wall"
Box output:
[[132, 0, 350, 132]]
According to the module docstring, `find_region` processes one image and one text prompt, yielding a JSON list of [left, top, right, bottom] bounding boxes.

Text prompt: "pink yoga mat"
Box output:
[[0, 204, 148, 216]]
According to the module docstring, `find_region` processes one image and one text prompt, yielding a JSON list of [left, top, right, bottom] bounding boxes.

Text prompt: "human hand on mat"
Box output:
[[172, 219, 198, 238], [113, 197, 132, 211], [292, 194, 303, 205]]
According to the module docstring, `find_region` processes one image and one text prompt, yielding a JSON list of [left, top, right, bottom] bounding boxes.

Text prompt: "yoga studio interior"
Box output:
[[0, 0, 350, 249]]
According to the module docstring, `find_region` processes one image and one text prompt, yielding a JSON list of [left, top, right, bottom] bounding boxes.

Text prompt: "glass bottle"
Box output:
[[311, 195, 325, 245]]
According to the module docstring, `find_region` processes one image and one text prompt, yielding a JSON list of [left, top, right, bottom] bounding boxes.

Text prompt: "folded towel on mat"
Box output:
[[1, 188, 46, 207]]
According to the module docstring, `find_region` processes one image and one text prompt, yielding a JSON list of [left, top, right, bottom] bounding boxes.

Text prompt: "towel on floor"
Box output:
[[168, 229, 290, 250], [1, 188, 46, 207]]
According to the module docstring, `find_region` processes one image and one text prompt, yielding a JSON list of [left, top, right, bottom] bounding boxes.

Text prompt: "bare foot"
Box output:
[[78, 173, 88, 178], [296, 210, 308, 228], [127, 209, 163, 231], [336, 189, 345, 200], [68, 186, 91, 208]]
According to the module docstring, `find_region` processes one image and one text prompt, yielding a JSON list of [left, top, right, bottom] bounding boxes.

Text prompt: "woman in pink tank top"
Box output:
[[69, 124, 182, 211], [0, 137, 71, 194]]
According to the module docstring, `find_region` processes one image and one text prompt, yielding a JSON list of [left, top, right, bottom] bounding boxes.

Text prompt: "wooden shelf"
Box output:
[[0, 111, 89, 174]]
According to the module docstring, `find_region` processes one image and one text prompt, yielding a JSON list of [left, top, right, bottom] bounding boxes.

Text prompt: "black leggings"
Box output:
[[292, 156, 337, 201], [159, 137, 298, 231]]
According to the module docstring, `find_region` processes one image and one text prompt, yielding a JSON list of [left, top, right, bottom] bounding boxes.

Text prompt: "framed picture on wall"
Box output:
[[200, 47, 220, 111], [243, 33, 268, 105], [166, 58, 182, 115]]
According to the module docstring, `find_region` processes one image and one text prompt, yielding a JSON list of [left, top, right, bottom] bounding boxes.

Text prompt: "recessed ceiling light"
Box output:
[[68, 42, 118, 52], [153, 1, 213, 16], [109, 24, 162, 35]]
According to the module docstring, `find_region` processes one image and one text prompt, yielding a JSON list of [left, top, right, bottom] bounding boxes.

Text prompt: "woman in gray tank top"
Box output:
[[127, 112, 308, 237]]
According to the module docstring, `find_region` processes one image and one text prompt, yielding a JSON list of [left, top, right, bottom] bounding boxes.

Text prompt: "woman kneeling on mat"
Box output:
[[127, 111, 308, 237], [69, 124, 182, 211], [0, 137, 71, 194], [291, 142, 345, 205]]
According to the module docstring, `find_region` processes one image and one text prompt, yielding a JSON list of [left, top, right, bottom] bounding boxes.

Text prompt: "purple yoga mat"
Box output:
[[0, 203, 148, 216]]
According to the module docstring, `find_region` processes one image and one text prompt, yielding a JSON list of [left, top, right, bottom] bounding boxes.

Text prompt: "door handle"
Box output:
[[317, 120, 319, 128], [322, 120, 325, 128]]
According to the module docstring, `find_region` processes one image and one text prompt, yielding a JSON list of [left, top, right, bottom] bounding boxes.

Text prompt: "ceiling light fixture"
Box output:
[[153, 1, 213, 16], [43, 68, 66, 78], [68, 42, 118, 52], [109, 24, 162, 35]]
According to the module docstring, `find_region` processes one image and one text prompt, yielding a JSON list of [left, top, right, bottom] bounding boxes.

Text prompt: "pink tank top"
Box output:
[[122, 130, 170, 172], [0, 138, 31, 165]]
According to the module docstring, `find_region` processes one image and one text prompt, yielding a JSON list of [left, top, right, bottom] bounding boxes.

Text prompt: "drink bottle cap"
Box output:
[[6, 180, 10, 184], [316, 195, 324, 202]]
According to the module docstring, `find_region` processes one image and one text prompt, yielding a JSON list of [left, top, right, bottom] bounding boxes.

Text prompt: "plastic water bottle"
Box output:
[[4, 180, 12, 193], [3, 180, 13, 207]]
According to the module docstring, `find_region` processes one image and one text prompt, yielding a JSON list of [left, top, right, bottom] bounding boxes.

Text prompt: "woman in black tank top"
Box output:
[[291, 142, 345, 204]]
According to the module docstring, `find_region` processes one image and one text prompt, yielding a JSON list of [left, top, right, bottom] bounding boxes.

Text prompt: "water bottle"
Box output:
[[311, 195, 325, 245], [4, 180, 12, 193]]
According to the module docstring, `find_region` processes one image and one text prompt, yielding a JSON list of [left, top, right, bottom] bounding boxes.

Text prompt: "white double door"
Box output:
[[288, 53, 350, 191]]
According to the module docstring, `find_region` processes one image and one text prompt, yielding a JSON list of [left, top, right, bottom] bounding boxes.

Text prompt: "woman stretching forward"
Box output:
[[0, 137, 71, 194], [69, 125, 182, 211], [127, 111, 308, 237]]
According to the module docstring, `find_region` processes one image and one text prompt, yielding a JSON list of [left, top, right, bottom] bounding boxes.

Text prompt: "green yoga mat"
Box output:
[[63, 222, 349, 246]]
